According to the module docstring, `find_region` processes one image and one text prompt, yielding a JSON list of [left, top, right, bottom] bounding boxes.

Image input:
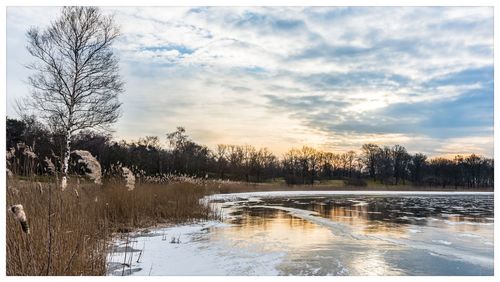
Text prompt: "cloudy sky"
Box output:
[[6, 7, 494, 157]]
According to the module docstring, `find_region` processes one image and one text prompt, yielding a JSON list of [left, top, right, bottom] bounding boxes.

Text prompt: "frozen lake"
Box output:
[[108, 191, 494, 276]]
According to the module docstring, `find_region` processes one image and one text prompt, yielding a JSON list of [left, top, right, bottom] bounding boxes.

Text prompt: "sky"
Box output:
[[6, 7, 494, 157]]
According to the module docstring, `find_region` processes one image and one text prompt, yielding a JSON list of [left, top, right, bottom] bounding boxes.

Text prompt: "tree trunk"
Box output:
[[61, 128, 71, 190]]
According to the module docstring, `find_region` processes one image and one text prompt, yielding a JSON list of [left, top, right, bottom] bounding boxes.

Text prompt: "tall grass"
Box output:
[[103, 181, 218, 230], [6, 178, 220, 276], [7, 180, 108, 275]]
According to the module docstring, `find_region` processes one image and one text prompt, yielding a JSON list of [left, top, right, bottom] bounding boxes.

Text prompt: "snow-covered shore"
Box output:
[[107, 221, 285, 276]]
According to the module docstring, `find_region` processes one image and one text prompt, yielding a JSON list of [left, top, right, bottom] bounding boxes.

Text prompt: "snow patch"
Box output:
[[458, 233, 481, 238], [432, 240, 452, 246], [107, 221, 285, 276]]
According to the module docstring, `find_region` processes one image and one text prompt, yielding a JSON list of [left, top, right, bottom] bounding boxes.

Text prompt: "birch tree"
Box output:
[[25, 7, 123, 188]]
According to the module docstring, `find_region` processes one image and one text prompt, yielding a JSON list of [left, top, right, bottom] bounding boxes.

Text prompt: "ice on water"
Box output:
[[108, 191, 494, 276]]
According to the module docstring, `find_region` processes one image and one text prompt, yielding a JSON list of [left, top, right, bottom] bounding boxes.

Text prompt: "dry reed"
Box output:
[[6, 177, 220, 276]]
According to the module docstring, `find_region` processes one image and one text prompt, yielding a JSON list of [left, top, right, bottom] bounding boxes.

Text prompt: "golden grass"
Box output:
[[103, 181, 218, 230], [7, 180, 108, 275], [6, 178, 220, 276]]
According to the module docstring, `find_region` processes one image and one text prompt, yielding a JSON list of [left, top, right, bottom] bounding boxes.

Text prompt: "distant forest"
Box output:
[[6, 116, 494, 188]]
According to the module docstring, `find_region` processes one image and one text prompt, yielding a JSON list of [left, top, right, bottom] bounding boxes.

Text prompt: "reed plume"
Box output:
[[10, 204, 30, 234], [73, 150, 102, 185], [122, 167, 136, 191]]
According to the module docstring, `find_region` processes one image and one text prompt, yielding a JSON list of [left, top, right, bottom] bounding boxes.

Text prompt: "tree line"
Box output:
[[6, 117, 494, 189]]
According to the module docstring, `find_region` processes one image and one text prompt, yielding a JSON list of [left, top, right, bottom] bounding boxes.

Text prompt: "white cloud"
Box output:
[[6, 7, 494, 157]]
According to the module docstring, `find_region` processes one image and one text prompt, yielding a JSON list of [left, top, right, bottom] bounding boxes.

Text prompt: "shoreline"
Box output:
[[206, 190, 494, 202], [214, 182, 494, 194]]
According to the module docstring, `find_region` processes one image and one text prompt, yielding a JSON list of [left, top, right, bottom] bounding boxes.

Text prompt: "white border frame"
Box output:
[[1, 1, 497, 281]]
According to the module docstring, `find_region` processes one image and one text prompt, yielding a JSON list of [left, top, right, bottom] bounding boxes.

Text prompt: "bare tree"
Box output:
[[346, 150, 356, 178], [25, 7, 123, 187], [361, 143, 380, 181], [215, 144, 228, 179], [392, 145, 410, 185]]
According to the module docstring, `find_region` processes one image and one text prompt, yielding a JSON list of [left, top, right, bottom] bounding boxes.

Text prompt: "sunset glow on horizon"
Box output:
[[6, 7, 493, 157]]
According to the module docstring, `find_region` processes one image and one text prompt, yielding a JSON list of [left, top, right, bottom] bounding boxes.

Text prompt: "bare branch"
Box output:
[[25, 6, 123, 176]]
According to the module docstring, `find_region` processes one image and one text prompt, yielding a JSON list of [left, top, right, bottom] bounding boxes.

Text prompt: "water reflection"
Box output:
[[349, 249, 403, 276], [253, 195, 493, 236], [212, 194, 494, 275], [215, 209, 334, 252]]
